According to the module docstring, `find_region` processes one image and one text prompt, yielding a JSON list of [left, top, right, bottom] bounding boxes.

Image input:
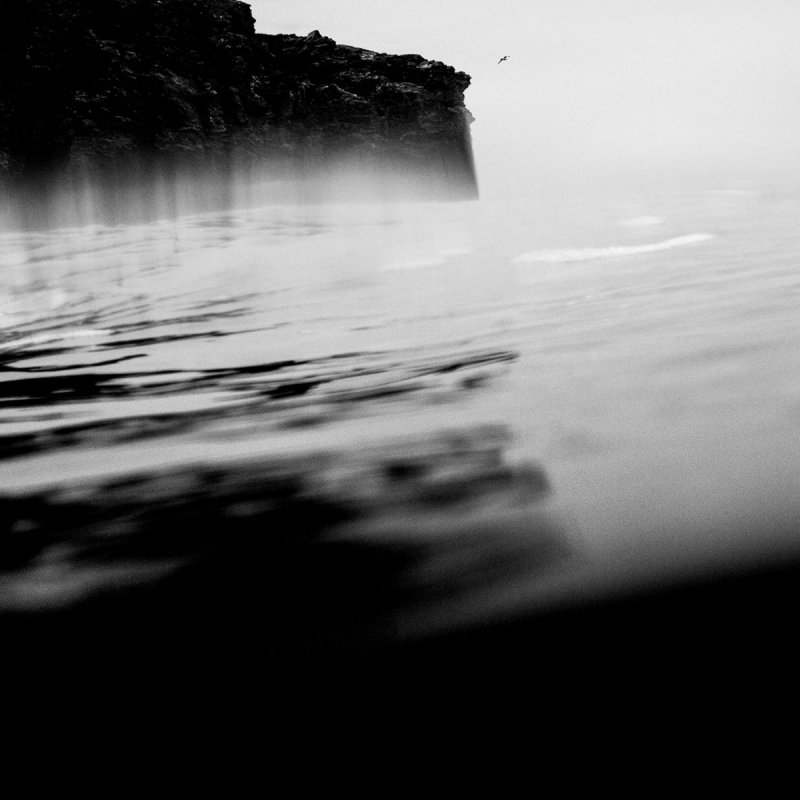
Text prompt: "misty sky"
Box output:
[[248, 1, 800, 185]]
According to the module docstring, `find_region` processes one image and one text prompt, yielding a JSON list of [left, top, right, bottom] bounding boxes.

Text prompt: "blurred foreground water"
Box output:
[[2, 169, 800, 662]]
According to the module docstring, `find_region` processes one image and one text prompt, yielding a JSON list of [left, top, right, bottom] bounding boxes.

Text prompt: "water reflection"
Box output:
[[1, 151, 477, 234], [0, 424, 571, 659], [0, 344, 519, 459], [0, 203, 570, 659], [8, 175, 800, 672]]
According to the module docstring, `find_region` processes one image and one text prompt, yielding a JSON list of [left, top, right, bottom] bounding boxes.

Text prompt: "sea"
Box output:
[[2, 162, 800, 657]]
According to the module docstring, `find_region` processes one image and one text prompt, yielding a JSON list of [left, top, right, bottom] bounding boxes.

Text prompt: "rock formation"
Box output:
[[0, 0, 477, 202]]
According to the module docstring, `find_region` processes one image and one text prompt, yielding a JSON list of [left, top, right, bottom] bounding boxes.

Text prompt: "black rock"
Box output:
[[0, 0, 477, 200]]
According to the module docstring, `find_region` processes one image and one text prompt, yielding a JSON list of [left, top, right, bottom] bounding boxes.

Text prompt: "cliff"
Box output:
[[0, 0, 477, 199]]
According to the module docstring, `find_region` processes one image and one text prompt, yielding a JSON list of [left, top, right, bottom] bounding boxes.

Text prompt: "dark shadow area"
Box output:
[[0, 426, 568, 665], [4, 466, 800, 720]]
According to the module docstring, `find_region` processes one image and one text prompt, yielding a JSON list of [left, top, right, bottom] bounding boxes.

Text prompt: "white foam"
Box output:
[[511, 233, 715, 264]]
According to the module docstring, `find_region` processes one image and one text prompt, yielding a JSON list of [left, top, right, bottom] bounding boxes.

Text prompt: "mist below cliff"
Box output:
[[0, 152, 477, 232]]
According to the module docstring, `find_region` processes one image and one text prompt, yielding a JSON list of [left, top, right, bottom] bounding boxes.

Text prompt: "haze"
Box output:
[[251, 0, 800, 193]]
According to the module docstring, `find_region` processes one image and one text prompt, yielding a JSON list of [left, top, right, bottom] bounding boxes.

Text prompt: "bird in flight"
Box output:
[[497, 55, 510, 64]]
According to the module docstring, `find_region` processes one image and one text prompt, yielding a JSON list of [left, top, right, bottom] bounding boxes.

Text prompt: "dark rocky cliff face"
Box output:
[[0, 0, 477, 198]]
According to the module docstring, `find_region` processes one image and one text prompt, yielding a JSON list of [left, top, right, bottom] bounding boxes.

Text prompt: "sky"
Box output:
[[246, 1, 800, 188]]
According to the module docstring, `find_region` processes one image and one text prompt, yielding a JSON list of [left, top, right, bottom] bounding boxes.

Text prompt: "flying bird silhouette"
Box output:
[[497, 55, 510, 64]]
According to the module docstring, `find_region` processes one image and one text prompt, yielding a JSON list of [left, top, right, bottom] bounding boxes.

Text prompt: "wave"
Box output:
[[0, 327, 111, 350], [511, 233, 714, 264]]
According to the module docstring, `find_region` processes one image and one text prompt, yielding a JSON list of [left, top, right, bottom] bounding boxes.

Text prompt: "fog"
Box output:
[[0, 154, 475, 233], [252, 0, 800, 194], [4, 0, 800, 674], [7, 0, 799, 229]]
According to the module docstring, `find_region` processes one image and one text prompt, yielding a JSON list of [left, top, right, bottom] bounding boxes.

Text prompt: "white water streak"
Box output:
[[511, 233, 715, 264]]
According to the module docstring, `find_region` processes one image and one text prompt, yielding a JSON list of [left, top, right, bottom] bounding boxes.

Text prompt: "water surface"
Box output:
[[2, 175, 800, 652]]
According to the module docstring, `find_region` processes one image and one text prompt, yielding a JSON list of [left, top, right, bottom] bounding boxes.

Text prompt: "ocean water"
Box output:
[[2, 169, 800, 651]]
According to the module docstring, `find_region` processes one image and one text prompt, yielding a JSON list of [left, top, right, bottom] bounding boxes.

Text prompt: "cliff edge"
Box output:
[[0, 0, 477, 200]]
